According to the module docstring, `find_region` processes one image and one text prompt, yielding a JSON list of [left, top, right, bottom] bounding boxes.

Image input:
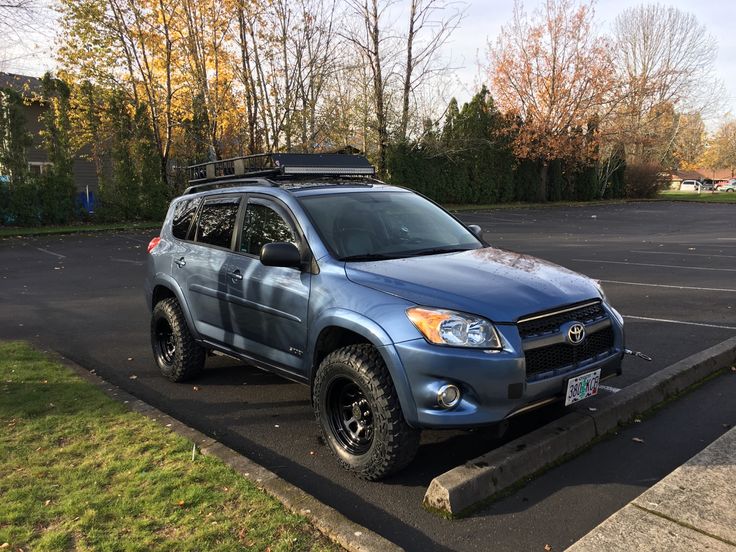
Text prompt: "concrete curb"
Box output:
[[52, 354, 402, 552], [423, 336, 736, 517]]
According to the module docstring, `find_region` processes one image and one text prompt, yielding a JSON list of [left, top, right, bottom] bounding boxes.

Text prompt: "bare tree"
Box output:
[[612, 3, 723, 164], [178, 0, 233, 158], [343, 0, 400, 174], [398, 0, 462, 141]]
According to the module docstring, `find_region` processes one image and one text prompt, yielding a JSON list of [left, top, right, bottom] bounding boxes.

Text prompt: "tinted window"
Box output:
[[241, 203, 295, 256], [195, 196, 241, 248], [171, 198, 201, 240]]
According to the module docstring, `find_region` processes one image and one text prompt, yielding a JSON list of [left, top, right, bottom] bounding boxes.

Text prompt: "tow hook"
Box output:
[[624, 348, 653, 362]]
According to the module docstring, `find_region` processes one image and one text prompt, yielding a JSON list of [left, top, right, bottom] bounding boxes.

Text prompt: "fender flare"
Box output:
[[150, 273, 202, 341], [308, 308, 420, 427]]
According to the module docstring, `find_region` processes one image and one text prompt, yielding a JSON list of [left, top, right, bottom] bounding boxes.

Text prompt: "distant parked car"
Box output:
[[699, 179, 715, 191], [715, 179, 736, 191], [721, 181, 736, 192], [679, 179, 701, 192]]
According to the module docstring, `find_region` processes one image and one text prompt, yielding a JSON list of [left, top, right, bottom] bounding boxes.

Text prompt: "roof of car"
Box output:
[[178, 179, 405, 201]]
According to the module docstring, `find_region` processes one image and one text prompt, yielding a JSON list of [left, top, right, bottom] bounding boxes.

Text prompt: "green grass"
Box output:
[[0, 341, 338, 552], [0, 221, 162, 239], [657, 190, 736, 203]]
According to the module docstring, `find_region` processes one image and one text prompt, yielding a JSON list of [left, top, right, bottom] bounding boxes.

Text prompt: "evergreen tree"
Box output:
[[39, 73, 77, 224]]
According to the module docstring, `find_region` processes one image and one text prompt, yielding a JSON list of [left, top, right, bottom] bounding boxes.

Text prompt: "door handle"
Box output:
[[174, 257, 186, 268], [227, 269, 243, 282]]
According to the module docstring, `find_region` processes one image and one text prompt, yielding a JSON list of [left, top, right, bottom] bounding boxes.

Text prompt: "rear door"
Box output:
[[176, 194, 242, 342], [224, 195, 311, 375]]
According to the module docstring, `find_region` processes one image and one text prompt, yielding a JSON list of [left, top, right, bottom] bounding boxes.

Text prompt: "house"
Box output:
[[669, 169, 734, 190], [0, 72, 99, 212]]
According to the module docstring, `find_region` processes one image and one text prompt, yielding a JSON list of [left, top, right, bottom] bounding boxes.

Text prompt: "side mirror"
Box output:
[[468, 224, 483, 240], [260, 242, 302, 268]]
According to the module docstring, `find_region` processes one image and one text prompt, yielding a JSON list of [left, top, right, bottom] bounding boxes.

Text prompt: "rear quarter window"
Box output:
[[171, 198, 202, 240]]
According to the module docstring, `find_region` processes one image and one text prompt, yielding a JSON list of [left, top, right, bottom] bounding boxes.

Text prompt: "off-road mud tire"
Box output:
[[151, 297, 205, 382], [313, 344, 420, 480]]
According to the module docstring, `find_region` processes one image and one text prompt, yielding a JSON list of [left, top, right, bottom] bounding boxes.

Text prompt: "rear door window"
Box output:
[[195, 196, 241, 249]]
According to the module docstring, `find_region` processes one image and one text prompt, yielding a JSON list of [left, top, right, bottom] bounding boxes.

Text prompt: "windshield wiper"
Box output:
[[403, 246, 474, 257], [339, 253, 402, 262]]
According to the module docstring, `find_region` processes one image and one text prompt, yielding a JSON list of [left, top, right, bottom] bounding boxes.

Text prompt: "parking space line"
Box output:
[[600, 280, 736, 293], [599, 385, 620, 393], [36, 247, 66, 259], [629, 250, 736, 259], [109, 257, 144, 266], [572, 259, 736, 272], [623, 315, 736, 331]]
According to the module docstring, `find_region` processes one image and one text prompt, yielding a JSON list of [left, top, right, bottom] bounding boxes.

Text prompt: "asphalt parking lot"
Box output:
[[1, 201, 735, 551]]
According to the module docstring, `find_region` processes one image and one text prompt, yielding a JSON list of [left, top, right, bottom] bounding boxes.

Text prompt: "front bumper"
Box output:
[[393, 320, 624, 429]]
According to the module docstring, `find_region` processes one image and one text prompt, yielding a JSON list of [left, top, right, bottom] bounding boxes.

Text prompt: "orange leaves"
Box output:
[[488, 0, 614, 164]]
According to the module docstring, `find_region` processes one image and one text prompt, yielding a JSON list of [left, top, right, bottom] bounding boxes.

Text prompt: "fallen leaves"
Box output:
[[632, 437, 645, 444], [129, 375, 138, 380], [544, 544, 552, 551]]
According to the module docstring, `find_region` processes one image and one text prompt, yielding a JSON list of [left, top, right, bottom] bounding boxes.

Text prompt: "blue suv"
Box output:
[[145, 153, 624, 479]]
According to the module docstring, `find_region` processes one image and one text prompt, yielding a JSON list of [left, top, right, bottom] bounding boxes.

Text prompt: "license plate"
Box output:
[[564, 369, 601, 406]]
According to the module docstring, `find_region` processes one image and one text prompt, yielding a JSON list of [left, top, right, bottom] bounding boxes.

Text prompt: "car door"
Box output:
[[175, 194, 242, 342], [224, 195, 311, 375]]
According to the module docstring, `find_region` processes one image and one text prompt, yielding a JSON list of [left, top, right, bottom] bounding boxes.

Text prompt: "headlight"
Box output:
[[593, 279, 608, 303], [406, 307, 502, 349]]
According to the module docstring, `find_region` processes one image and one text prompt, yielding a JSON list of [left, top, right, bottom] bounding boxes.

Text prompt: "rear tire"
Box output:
[[151, 297, 205, 382], [313, 344, 420, 480]]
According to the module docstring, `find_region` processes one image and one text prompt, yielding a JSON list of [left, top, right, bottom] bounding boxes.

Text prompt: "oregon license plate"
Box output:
[[564, 369, 601, 406]]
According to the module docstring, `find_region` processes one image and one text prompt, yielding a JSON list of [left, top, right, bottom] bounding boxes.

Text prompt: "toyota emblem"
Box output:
[[567, 323, 586, 345]]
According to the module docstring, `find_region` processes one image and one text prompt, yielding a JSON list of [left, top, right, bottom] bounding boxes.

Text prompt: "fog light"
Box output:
[[437, 384, 461, 409]]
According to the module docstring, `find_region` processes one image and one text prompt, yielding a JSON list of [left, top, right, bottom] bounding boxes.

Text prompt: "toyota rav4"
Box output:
[[144, 153, 625, 479]]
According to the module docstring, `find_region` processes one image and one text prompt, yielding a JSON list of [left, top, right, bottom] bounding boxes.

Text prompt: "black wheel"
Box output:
[[727, 189, 734, 193], [313, 344, 420, 480], [151, 297, 205, 382]]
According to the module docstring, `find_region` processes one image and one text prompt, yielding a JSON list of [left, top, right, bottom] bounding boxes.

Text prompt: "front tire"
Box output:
[[313, 344, 420, 480], [151, 298, 205, 382]]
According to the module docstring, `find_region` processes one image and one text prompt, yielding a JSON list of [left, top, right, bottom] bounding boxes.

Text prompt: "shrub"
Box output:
[[624, 163, 667, 199]]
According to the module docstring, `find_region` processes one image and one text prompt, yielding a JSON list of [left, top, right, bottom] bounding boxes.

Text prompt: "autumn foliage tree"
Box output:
[[488, 0, 615, 201], [702, 120, 736, 178]]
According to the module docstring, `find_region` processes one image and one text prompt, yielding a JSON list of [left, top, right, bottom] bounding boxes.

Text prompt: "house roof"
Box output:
[[671, 168, 734, 181], [0, 72, 43, 97]]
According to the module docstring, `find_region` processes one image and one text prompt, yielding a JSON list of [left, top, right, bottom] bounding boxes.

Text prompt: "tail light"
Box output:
[[147, 236, 161, 254]]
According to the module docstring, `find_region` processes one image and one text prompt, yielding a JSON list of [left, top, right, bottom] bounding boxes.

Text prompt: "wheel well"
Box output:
[[152, 285, 176, 309], [312, 326, 371, 377]]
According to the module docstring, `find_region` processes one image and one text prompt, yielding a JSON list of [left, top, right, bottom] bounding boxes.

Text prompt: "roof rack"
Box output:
[[186, 153, 375, 185]]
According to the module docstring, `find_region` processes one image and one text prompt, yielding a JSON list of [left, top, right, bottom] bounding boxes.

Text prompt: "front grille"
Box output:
[[525, 327, 615, 379], [518, 301, 606, 339]]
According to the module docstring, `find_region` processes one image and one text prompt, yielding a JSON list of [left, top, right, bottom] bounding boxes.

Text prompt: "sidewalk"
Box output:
[[567, 425, 736, 551]]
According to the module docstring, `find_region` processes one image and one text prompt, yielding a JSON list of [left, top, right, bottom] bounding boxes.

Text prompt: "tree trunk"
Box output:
[[539, 160, 549, 202]]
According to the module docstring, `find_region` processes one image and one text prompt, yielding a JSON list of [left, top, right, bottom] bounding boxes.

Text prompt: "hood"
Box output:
[[345, 247, 601, 323]]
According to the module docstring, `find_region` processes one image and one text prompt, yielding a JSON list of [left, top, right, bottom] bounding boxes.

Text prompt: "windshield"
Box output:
[[298, 191, 482, 261]]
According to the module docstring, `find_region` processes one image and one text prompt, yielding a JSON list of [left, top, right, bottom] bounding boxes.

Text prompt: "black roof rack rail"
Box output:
[[186, 152, 375, 186]]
